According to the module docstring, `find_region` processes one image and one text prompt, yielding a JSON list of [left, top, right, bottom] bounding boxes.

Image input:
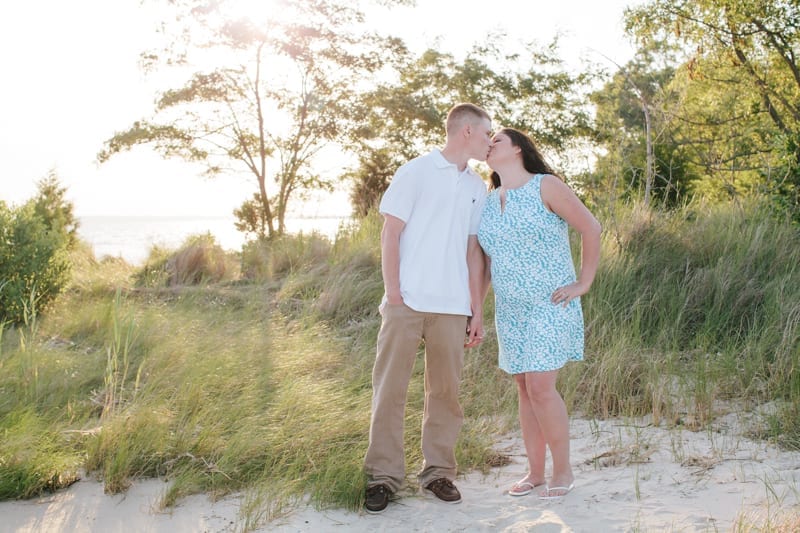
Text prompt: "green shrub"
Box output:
[[0, 175, 77, 325], [30, 172, 79, 248], [0, 202, 71, 325]]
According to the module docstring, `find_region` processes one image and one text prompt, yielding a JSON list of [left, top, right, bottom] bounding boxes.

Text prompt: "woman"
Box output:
[[477, 128, 601, 499]]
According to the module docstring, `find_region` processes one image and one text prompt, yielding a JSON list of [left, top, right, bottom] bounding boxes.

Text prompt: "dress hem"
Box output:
[[499, 355, 584, 375]]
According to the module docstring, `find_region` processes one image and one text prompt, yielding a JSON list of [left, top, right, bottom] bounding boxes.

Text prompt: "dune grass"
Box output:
[[1, 201, 798, 528], [571, 201, 800, 445]]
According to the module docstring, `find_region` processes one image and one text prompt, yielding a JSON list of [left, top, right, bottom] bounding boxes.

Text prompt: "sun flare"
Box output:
[[224, 0, 286, 26]]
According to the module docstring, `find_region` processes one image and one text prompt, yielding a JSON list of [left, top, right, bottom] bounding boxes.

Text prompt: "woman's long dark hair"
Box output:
[[490, 128, 556, 189]]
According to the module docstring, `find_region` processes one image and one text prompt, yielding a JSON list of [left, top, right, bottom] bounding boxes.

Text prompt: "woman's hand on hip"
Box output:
[[551, 281, 589, 307]]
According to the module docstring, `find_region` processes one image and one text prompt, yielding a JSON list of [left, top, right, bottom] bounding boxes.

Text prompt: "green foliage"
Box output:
[[345, 148, 399, 218], [240, 232, 331, 283], [346, 38, 598, 216], [0, 175, 74, 325], [1, 201, 798, 526], [312, 212, 383, 326], [0, 409, 82, 499], [569, 200, 800, 427], [588, 60, 702, 208], [0, 316, 96, 499], [30, 171, 79, 247], [101, 0, 399, 239], [766, 400, 800, 451], [622, 0, 800, 214], [233, 193, 270, 240]]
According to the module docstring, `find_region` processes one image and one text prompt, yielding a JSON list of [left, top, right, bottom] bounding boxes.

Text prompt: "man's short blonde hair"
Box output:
[[445, 103, 490, 135]]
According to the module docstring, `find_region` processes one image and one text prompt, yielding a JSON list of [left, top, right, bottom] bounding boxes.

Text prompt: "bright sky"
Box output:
[[0, 0, 642, 217]]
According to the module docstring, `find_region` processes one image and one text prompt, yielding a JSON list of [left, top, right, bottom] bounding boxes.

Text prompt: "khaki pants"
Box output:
[[364, 303, 466, 492]]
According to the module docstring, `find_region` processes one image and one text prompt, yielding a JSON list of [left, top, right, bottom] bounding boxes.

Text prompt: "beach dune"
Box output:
[[3, 414, 799, 532]]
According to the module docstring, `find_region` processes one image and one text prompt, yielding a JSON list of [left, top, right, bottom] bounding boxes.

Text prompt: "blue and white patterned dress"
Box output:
[[477, 174, 584, 374]]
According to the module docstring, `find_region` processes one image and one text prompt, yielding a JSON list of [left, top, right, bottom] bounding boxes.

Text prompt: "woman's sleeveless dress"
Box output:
[[477, 174, 584, 374]]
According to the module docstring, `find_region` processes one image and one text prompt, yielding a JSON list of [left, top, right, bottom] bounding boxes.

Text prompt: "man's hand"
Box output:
[[464, 315, 484, 348]]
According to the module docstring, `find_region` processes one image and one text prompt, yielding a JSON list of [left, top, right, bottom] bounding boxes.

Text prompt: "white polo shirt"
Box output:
[[379, 149, 488, 316]]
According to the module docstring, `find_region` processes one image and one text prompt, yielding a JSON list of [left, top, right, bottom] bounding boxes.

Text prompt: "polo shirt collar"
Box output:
[[430, 149, 476, 175]]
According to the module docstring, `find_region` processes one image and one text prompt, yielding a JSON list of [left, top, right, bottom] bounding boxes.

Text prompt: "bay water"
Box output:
[[77, 215, 347, 266]]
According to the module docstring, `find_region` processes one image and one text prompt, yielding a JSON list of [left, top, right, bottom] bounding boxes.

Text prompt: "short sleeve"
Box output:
[[379, 164, 416, 223]]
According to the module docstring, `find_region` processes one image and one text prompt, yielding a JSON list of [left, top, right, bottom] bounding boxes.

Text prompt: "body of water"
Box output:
[[78, 215, 348, 265]]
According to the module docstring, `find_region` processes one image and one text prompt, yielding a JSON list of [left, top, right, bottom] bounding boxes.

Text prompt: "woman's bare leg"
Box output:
[[523, 370, 574, 494], [513, 373, 546, 487]]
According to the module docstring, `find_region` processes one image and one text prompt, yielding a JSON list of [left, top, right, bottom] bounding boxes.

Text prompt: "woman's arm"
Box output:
[[541, 175, 602, 305]]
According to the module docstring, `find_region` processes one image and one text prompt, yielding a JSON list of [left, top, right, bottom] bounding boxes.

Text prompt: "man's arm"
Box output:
[[381, 214, 405, 305], [465, 234, 485, 348]]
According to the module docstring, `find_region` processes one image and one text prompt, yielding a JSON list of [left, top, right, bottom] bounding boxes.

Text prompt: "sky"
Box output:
[[0, 0, 643, 217]]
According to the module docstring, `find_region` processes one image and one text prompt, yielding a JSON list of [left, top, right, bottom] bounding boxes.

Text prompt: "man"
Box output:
[[364, 103, 492, 513]]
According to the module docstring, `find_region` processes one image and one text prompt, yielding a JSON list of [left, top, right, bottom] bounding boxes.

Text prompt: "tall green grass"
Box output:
[[572, 201, 800, 444], [0, 200, 798, 528]]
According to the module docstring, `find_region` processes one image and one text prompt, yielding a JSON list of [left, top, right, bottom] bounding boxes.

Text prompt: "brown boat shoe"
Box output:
[[424, 478, 462, 504]]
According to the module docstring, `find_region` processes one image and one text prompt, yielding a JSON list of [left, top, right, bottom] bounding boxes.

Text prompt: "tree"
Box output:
[[345, 148, 398, 218], [99, 0, 398, 239], [0, 176, 74, 325], [589, 48, 702, 209], [31, 170, 80, 247], [625, 0, 800, 211], [346, 37, 597, 215]]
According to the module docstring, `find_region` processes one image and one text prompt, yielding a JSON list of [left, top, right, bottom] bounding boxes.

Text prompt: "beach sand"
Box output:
[[3, 411, 799, 532]]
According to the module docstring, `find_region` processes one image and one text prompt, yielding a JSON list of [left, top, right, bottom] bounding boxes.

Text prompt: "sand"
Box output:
[[3, 411, 799, 532]]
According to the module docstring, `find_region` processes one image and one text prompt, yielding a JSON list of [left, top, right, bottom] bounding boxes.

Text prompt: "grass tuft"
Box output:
[[134, 233, 239, 288], [0, 409, 82, 499]]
